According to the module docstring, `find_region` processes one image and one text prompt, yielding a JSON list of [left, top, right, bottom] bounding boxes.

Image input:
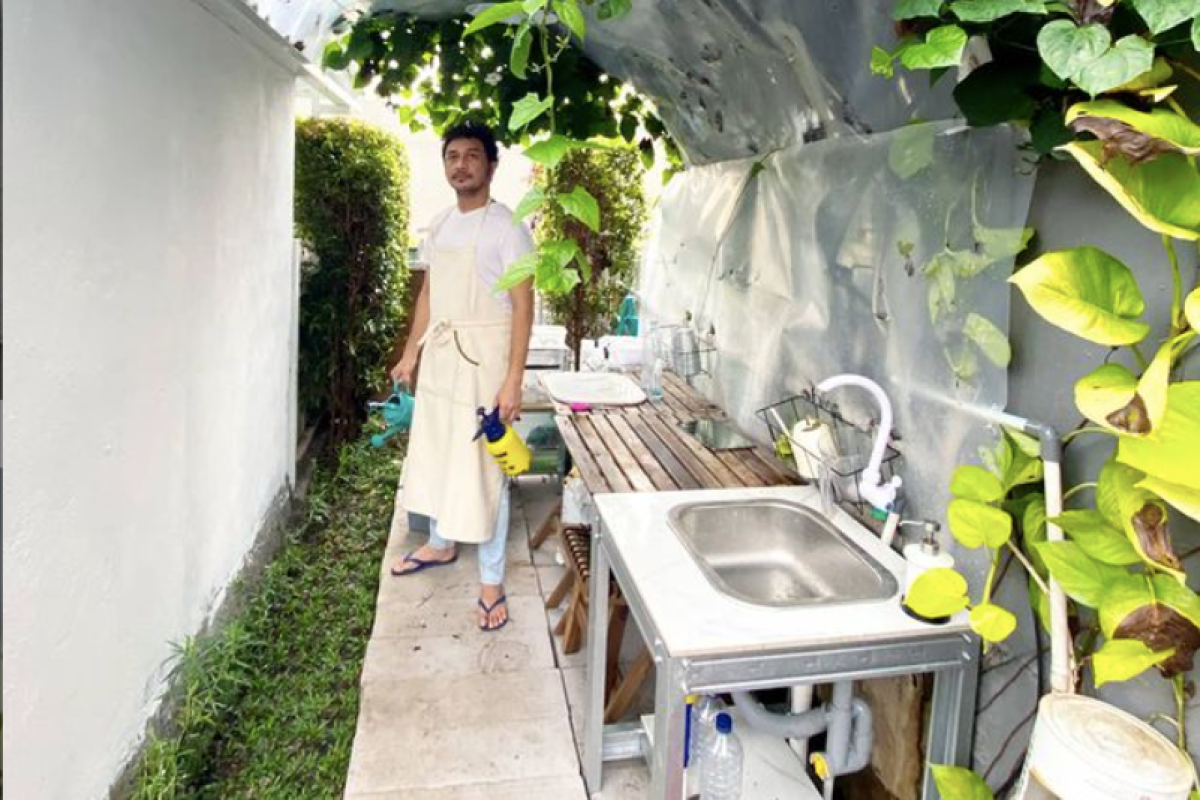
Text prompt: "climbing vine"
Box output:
[[876, 0, 1200, 794], [323, 1, 678, 296]]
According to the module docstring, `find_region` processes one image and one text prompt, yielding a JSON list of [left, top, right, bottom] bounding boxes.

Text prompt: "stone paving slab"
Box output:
[[348, 476, 648, 800]]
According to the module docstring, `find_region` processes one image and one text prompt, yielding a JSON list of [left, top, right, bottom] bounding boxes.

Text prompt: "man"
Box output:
[[389, 121, 535, 632]]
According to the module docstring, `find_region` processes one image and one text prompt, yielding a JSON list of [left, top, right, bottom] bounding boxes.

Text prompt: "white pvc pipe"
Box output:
[[1043, 459, 1073, 694]]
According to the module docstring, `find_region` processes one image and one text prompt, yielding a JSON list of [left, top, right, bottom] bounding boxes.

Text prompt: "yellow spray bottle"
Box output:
[[473, 406, 532, 476]]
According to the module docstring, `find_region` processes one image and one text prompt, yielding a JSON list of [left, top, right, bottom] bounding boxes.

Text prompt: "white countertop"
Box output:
[[593, 485, 970, 658]]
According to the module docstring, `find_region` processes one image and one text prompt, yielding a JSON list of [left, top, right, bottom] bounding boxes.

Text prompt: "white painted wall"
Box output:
[[3, 1, 299, 797]]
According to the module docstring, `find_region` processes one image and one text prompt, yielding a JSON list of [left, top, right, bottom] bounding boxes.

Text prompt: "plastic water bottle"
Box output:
[[649, 358, 665, 403], [687, 695, 726, 797], [700, 712, 743, 799]]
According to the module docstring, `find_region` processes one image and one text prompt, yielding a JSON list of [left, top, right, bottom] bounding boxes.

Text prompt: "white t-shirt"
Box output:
[[417, 202, 535, 310]]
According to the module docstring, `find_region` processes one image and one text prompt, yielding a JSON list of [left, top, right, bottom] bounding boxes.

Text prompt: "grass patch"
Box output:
[[132, 440, 400, 800]]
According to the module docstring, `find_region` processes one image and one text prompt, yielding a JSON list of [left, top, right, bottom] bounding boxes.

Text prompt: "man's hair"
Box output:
[[441, 121, 499, 163]]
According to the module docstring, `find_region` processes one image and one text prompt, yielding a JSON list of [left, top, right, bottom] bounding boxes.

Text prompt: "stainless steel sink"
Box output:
[[667, 499, 898, 607]]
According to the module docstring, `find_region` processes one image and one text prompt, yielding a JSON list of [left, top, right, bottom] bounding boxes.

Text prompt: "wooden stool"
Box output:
[[530, 502, 561, 549], [546, 523, 655, 723]]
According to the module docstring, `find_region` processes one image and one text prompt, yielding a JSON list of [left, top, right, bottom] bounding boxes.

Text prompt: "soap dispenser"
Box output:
[[902, 521, 955, 605]]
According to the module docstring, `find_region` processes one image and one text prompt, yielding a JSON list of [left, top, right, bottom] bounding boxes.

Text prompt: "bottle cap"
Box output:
[[715, 712, 732, 734]]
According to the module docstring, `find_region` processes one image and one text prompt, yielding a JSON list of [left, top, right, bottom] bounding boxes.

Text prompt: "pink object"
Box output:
[[570, 401, 593, 413]]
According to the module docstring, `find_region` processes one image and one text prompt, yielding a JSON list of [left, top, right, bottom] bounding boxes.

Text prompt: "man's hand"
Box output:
[[496, 374, 523, 424], [390, 352, 418, 386]]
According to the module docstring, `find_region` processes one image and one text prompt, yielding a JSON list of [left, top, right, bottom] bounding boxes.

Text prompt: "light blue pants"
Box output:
[[428, 479, 510, 585]]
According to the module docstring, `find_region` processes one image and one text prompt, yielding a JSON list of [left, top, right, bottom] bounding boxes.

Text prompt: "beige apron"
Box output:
[[400, 204, 512, 543]]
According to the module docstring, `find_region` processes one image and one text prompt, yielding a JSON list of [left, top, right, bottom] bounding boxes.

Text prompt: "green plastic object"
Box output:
[[614, 294, 639, 336], [368, 381, 415, 448]]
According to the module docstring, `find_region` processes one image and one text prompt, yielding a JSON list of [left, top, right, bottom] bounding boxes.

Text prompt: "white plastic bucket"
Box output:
[[1014, 694, 1193, 800]]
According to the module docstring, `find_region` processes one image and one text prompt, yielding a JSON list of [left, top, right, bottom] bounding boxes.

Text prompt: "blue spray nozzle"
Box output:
[[474, 406, 506, 443]]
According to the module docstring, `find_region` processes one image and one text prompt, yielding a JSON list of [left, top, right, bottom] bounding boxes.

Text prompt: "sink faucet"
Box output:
[[814, 374, 902, 514]]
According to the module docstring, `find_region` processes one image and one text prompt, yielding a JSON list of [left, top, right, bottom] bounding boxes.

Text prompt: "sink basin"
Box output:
[[667, 499, 898, 607]]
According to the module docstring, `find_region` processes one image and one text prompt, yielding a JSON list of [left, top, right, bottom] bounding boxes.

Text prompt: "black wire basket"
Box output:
[[756, 388, 902, 516]]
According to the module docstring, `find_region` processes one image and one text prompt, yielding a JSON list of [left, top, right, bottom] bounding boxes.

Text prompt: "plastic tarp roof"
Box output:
[[253, 0, 958, 163]]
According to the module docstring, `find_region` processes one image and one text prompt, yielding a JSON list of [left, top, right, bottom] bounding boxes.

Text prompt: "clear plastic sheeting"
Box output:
[[640, 121, 1037, 575]]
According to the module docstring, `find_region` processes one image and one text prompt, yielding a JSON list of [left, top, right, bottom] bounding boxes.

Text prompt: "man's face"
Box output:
[[443, 138, 494, 194]]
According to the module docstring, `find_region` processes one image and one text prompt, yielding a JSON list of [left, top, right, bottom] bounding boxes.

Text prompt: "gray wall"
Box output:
[[974, 159, 1200, 787]]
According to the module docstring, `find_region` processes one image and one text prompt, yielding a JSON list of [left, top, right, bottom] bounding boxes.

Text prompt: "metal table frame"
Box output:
[[583, 520, 980, 800]]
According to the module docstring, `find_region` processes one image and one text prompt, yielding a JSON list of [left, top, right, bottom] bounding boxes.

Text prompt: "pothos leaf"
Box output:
[[970, 603, 1018, 643], [951, 465, 1006, 503], [1074, 362, 1148, 434], [1034, 540, 1126, 607], [1009, 246, 1149, 346], [1186, 288, 1200, 331], [1118, 383, 1200, 490], [949, 499, 1013, 549], [1138, 474, 1200, 524], [951, 0, 1046, 22], [905, 568, 970, 618], [930, 764, 995, 800], [1092, 638, 1174, 687], [1052, 509, 1141, 565]]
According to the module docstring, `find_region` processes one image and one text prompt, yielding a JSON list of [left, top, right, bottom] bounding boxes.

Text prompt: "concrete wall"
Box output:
[[3, 1, 299, 797]]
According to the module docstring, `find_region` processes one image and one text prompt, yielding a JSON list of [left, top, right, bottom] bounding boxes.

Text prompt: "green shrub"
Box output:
[[534, 147, 648, 365], [295, 118, 410, 442]]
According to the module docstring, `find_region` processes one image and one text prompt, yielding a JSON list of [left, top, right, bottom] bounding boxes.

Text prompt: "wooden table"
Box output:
[[551, 371, 800, 721], [555, 372, 797, 495]]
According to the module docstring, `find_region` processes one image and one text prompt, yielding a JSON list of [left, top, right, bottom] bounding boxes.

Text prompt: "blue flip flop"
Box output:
[[478, 595, 509, 632], [391, 550, 458, 576]]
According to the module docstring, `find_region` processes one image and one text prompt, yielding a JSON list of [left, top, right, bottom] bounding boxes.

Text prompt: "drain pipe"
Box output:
[[731, 681, 873, 784]]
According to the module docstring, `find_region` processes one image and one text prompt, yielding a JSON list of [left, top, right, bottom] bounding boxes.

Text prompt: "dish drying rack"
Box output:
[[756, 389, 903, 519], [653, 323, 717, 381]]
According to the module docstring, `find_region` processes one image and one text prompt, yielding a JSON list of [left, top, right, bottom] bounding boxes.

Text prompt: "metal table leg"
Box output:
[[922, 637, 980, 800], [650, 651, 688, 799], [583, 524, 611, 793]]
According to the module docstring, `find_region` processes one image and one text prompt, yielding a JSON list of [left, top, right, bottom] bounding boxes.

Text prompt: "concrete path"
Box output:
[[345, 478, 652, 799]]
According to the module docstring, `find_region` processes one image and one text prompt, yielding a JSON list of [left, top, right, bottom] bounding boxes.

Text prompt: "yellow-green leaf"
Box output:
[[1139, 474, 1200, 523], [1061, 142, 1200, 241], [552, 0, 587, 40], [495, 252, 539, 291], [1137, 338, 1174, 432], [513, 186, 547, 223], [1118, 383, 1200, 490], [930, 765, 995, 800], [463, 1, 525, 36], [970, 603, 1018, 643], [558, 185, 600, 232], [905, 568, 970, 618], [1074, 363, 1144, 433], [1035, 540, 1122, 607], [1097, 458, 1144, 529], [951, 465, 1006, 503], [1053, 509, 1141, 565], [1093, 638, 1174, 686], [509, 92, 554, 131], [1010, 247, 1148, 345], [949, 499, 1013, 549], [510, 21, 532, 78], [1067, 100, 1200, 154], [1186, 288, 1199, 331], [901, 25, 968, 70]]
